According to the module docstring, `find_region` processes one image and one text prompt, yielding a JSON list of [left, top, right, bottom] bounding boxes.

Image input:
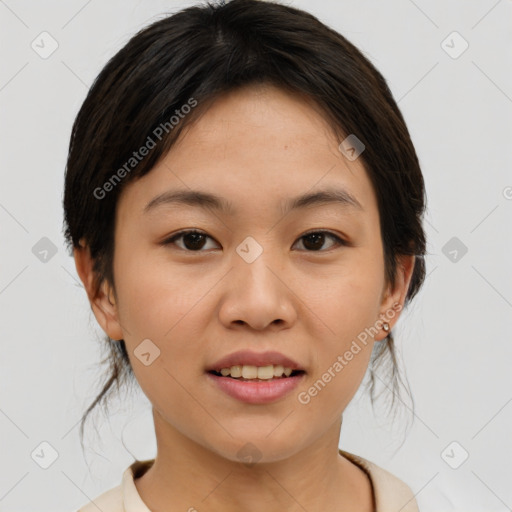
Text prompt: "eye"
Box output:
[[293, 230, 347, 252], [162, 230, 219, 251], [162, 229, 347, 252]]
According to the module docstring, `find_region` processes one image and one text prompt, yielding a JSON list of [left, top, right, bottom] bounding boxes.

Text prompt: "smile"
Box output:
[[206, 367, 306, 404]]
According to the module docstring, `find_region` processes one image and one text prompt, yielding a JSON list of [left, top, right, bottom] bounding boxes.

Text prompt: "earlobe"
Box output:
[[73, 243, 124, 341], [376, 254, 416, 341]]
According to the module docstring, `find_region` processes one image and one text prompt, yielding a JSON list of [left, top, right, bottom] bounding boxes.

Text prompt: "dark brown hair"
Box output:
[[63, 0, 427, 446]]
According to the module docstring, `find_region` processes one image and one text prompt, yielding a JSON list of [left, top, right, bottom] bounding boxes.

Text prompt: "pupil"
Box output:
[[184, 233, 206, 250], [303, 233, 324, 251]]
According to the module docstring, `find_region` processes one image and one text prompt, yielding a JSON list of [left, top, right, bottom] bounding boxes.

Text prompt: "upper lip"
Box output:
[[206, 350, 305, 372]]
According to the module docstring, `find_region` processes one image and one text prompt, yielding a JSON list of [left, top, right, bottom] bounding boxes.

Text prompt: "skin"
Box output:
[[75, 83, 415, 512]]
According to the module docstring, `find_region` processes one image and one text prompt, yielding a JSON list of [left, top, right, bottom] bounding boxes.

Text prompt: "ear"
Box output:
[[375, 254, 416, 342], [73, 239, 124, 341]]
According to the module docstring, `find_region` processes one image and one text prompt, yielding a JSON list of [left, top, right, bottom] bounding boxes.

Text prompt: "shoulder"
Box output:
[[339, 449, 419, 512], [76, 484, 123, 512], [75, 459, 154, 512]]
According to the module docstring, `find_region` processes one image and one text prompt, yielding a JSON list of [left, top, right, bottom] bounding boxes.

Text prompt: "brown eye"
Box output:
[[294, 231, 346, 252], [163, 230, 219, 251], [162, 229, 346, 253]]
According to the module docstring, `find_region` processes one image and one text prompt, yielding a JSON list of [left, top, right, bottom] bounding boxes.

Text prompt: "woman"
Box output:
[[64, 0, 426, 510]]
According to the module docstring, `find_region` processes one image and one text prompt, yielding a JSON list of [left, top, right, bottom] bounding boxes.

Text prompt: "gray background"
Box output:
[[1, 0, 511, 510]]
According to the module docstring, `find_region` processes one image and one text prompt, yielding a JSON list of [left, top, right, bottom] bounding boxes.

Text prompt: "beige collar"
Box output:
[[117, 450, 419, 512]]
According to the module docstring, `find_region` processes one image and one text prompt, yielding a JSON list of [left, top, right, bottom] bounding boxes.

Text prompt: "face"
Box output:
[[78, 84, 413, 463]]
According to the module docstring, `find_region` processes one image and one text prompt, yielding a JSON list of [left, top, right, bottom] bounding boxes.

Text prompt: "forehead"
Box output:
[[178, 84, 340, 157], [117, 84, 379, 223]]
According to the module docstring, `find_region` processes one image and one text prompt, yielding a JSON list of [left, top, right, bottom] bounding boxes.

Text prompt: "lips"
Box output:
[[205, 350, 305, 373], [206, 371, 305, 404]]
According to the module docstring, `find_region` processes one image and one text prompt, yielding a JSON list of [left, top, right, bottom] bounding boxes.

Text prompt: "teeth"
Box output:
[[216, 364, 297, 379], [273, 364, 284, 377], [242, 365, 258, 379]]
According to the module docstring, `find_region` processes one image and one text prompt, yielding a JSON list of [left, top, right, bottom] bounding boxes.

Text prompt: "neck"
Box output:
[[134, 409, 374, 512]]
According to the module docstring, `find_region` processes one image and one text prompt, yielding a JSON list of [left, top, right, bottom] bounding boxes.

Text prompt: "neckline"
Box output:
[[338, 449, 377, 511], [125, 450, 376, 512]]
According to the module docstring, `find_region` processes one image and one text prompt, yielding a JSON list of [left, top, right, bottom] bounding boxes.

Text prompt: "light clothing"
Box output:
[[77, 449, 419, 512]]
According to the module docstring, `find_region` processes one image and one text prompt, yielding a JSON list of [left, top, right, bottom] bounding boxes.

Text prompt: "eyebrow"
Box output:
[[143, 187, 363, 216]]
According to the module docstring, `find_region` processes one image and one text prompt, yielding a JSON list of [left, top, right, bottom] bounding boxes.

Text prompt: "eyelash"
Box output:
[[161, 229, 348, 253]]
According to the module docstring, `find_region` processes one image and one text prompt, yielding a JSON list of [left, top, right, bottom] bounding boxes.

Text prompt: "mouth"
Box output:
[[205, 365, 306, 404], [207, 366, 306, 382], [205, 350, 307, 404]]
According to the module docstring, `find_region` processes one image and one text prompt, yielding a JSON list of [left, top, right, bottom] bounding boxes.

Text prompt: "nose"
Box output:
[[218, 252, 297, 331]]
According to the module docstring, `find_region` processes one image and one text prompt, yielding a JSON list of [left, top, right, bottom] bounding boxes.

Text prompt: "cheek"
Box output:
[[301, 255, 384, 404], [113, 254, 219, 398], [112, 258, 209, 413], [113, 247, 205, 336], [305, 258, 384, 341]]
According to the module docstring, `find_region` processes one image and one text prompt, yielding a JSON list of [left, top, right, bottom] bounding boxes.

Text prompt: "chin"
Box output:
[[206, 432, 305, 465]]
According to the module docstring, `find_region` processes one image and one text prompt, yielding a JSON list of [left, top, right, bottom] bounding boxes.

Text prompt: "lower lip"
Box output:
[[206, 372, 305, 404]]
